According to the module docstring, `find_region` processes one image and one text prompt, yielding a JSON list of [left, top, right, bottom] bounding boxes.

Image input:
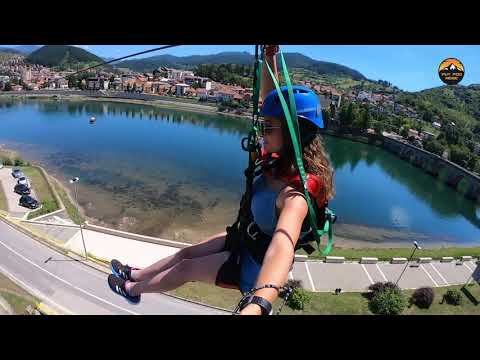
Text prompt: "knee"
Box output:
[[175, 258, 195, 278], [178, 246, 193, 260]]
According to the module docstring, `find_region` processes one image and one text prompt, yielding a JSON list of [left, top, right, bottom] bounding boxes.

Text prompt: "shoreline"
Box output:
[[0, 91, 253, 121]]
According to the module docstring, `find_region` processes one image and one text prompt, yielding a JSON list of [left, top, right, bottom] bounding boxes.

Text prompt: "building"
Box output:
[[111, 77, 122, 90], [183, 75, 211, 88], [195, 88, 208, 100], [21, 68, 32, 83], [216, 90, 235, 102], [55, 78, 69, 89], [318, 95, 332, 110], [161, 68, 195, 81], [408, 129, 420, 139], [175, 83, 190, 96], [87, 77, 101, 90], [100, 78, 109, 90], [357, 91, 372, 102]]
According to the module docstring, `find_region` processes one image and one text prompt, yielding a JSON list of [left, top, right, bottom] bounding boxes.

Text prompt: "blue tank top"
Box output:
[[239, 175, 281, 293], [239, 174, 310, 294], [251, 175, 280, 236]]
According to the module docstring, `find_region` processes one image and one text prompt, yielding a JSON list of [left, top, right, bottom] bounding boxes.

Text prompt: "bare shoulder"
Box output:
[[277, 185, 308, 214]]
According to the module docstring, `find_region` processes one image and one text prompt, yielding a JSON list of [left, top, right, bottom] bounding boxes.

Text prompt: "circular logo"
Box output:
[[438, 58, 465, 85]]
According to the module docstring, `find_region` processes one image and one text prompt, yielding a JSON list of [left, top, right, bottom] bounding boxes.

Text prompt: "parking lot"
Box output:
[[0, 167, 38, 217], [291, 259, 478, 292]]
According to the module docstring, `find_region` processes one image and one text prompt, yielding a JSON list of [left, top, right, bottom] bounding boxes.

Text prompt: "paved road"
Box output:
[[0, 168, 36, 217], [0, 219, 228, 315]]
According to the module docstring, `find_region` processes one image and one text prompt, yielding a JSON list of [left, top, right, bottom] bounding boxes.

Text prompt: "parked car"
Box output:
[[0, 161, 3, 169], [14, 183, 31, 195], [11, 168, 23, 178], [17, 176, 30, 188], [19, 195, 39, 209]]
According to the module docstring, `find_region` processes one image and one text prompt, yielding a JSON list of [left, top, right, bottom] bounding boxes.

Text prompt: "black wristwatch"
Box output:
[[247, 296, 272, 316]]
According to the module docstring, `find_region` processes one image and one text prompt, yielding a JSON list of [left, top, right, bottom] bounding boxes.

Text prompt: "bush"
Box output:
[[1, 157, 13, 166], [42, 199, 58, 212], [411, 287, 435, 309], [13, 158, 27, 166], [279, 279, 302, 299], [369, 288, 407, 315], [368, 281, 400, 298], [286, 287, 312, 311], [444, 289, 462, 306]]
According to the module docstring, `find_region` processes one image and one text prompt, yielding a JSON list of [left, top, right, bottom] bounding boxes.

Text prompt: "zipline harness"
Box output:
[[231, 45, 337, 314]]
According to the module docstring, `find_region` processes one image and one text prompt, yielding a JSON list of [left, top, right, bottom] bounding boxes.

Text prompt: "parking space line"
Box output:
[[304, 262, 316, 292], [430, 263, 448, 285], [361, 264, 373, 284], [463, 262, 474, 272], [376, 264, 388, 282], [420, 264, 439, 287]]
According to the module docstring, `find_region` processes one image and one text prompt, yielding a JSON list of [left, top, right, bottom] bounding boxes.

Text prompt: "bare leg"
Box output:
[[131, 232, 227, 282], [126, 251, 231, 295]]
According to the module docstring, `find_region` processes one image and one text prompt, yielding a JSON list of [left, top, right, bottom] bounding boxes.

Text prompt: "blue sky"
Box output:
[[3, 45, 479, 92]]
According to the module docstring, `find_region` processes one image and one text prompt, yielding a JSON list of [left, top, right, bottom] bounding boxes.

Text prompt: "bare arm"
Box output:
[[260, 45, 280, 105], [240, 189, 308, 315]]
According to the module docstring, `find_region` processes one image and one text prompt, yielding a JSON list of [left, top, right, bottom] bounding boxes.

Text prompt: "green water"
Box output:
[[0, 97, 479, 247]]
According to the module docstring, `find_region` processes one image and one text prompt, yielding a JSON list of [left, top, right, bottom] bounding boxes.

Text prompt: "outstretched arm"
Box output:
[[240, 189, 308, 315], [260, 45, 280, 105]]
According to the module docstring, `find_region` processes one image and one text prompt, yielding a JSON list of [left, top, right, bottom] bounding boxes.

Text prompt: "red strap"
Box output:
[[284, 173, 326, 206]]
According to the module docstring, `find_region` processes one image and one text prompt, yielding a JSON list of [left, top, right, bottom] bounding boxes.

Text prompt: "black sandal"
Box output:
[[108, 274, 141, 304], [111, 259, 135, 281]]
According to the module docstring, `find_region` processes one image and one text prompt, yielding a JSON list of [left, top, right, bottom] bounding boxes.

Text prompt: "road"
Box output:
[[0, 219, 228, 315]]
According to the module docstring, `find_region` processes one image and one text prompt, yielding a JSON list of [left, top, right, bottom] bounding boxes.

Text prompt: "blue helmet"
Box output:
[[260, 85, 324, 129]]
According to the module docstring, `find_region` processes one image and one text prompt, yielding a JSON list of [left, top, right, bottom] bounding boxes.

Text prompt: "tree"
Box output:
[[400, 127, 409, 138], [444, 123, 460, 145], [423, 139, 445, 156], [359, 107, 371, 129], [374, 121, 384, 135], [449, 144, 471, 167], [3, 82, 12, 91]]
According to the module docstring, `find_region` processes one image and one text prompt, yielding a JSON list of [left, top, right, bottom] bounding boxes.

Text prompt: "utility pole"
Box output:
[[69, 177, 87, 260]]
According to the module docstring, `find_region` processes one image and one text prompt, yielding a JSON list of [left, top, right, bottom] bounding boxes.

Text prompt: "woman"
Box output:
[[107, 45, 335, 315]]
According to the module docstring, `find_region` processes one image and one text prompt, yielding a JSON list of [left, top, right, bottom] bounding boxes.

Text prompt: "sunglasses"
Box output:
[[258, 121, 281, 135]]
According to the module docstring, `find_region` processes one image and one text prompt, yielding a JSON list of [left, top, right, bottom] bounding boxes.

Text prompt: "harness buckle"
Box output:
[[246, 222, 259, 240]]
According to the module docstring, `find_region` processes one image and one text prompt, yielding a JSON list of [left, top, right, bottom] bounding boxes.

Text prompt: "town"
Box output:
[[1, 52, 479, 173]]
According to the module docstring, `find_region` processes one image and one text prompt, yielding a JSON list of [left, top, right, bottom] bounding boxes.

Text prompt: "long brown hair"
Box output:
[[276, 118, 335, 202]]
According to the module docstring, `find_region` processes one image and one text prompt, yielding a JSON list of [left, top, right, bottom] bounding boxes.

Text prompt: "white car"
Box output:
[[17, 176, 30, 188], [0, 161, 3, 169]]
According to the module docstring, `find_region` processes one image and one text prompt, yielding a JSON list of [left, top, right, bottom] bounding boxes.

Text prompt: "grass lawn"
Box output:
[[50, 177, 84, 224], [307, 247, 480, 261], [0, 180, 7, 211], [169, 282, 480, 315], [0, 272, 39, 314], [168, 282, 241, 311], [20, 166, 60, 219]]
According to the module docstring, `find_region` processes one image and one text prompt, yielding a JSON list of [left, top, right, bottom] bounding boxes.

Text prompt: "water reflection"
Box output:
[[0, 97, 478, 245]]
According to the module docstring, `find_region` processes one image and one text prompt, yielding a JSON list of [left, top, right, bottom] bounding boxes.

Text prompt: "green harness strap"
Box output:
[[264, 51, 334, 256]]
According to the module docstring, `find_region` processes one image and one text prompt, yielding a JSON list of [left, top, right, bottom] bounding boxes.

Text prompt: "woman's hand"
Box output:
[[239, 303, 262, 315], [264, 45, 279, 57]]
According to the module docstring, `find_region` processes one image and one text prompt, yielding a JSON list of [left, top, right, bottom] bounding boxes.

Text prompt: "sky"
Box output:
[[2, 45, 479, 92]]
